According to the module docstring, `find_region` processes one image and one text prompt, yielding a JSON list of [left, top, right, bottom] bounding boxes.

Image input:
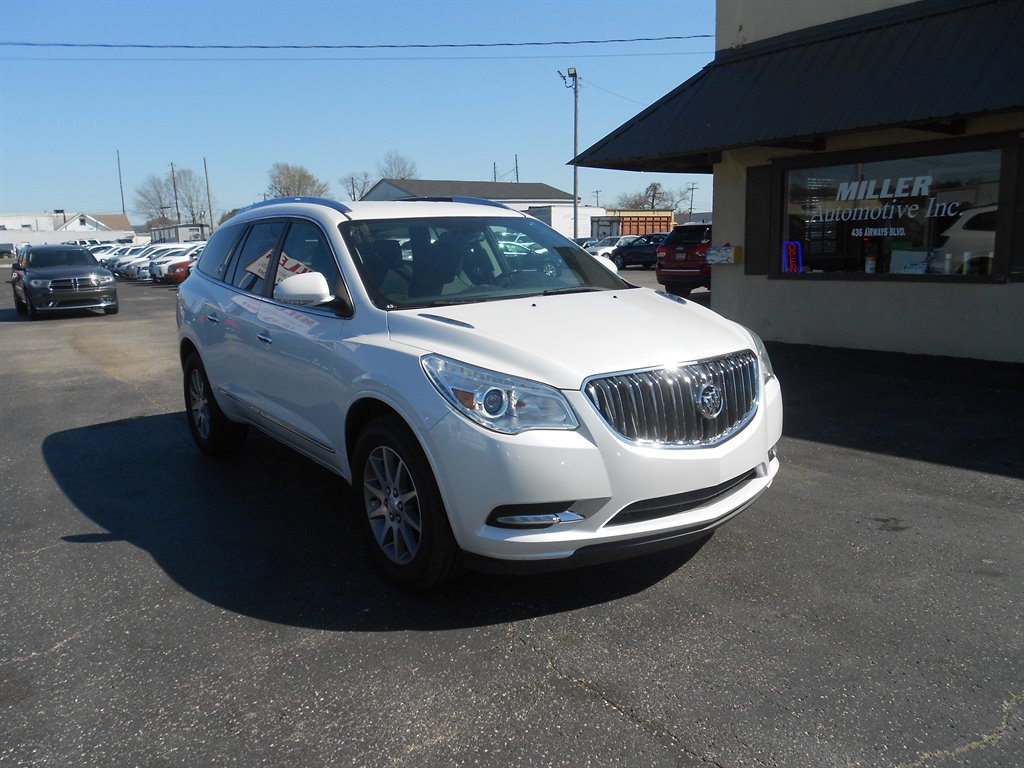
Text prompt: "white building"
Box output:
[[0, 212, 137, 254]]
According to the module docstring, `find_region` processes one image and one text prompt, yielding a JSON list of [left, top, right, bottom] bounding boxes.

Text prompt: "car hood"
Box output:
[[386, 288, 753, 390], [26, 266, 111, 279]]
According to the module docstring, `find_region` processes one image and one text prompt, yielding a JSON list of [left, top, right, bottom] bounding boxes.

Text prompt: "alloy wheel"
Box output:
[[188, 368, 211, 440], [363, 446, 422, 564]]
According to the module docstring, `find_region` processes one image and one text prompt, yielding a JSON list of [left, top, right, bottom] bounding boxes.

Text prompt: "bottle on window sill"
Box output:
[[864, 255, 876, 274]]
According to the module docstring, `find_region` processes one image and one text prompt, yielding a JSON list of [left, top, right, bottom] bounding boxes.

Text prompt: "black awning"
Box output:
[[574, 0, 1024, 173]]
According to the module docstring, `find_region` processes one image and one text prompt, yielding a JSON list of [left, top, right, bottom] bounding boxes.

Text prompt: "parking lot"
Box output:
[[2, 270, 1022, 767]]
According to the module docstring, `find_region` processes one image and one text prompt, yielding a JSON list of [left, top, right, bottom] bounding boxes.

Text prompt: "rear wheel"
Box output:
[[183, 352, 247, 455], [353, 416, 462, 589]]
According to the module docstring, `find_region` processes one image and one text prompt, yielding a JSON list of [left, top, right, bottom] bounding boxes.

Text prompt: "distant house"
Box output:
[[0, 211, 137, 253], [362, 179, 574, 209], [361, 179, 609, 238]]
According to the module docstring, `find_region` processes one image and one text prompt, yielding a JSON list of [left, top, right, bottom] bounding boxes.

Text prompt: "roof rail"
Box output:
[[240, 197, 352, 215], [397, 196, 514, 211]]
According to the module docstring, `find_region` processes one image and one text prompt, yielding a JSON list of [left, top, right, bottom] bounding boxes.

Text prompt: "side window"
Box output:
[[195, 223, 244, 281], [228, 221, 287, 294], [273, 221, 340, 288]]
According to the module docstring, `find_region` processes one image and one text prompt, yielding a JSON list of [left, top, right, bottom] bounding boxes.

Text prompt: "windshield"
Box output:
[[28, 249, 97, 268], [340, 215, 630, 310]]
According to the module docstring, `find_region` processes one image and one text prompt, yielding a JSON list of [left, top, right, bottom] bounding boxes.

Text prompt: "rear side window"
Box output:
[[227, 221, 287, 294], [196, 224, 245, 281]]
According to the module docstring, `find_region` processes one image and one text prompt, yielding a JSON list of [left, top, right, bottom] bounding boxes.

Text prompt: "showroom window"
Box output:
[[781, 147, 1003, 277]]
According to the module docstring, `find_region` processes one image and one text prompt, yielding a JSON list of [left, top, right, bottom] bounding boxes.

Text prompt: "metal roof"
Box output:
[[574, 0, 1024, 173], [366, 179, 573, 202]]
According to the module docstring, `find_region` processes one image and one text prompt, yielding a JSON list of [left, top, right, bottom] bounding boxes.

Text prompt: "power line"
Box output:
[[4, 51, 715, 63], [0, 34, 713, 50]]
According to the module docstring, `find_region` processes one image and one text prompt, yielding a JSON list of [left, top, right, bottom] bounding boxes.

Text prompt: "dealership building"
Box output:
[[576, 0, 1023, 362]]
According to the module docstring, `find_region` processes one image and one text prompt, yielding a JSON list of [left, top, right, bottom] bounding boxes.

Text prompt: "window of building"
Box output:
[[781, 147, 1003, 278]]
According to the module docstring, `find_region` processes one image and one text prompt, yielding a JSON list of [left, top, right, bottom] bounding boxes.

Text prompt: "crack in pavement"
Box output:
[[895, 691, 1024, 768], [519, 632, 728, 768]]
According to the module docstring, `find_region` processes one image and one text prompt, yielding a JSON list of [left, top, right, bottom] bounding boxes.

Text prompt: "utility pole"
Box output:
[[559, 67, 580, 238], [116, 150, 126, 216], [514, 154, 519, 183], [204, 157, 214, 232], [686, 182, 698, 220], [593, 189, 601, 207], [170, 163, 181, 224]]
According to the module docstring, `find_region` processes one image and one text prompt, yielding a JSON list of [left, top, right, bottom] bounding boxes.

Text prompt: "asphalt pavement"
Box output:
[[1, 271, 1021, 767]]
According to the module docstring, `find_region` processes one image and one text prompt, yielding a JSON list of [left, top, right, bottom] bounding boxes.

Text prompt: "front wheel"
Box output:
[[353, 416, 462, 589], [12, 287, 26, 314], [183, 352, 247, 455], [104, 304, 119, 315]]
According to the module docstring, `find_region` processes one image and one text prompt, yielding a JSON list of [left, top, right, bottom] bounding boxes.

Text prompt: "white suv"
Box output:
[[177, 196, 782, 588]]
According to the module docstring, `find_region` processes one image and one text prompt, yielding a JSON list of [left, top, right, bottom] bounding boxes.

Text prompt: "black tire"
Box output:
[[353, 416, 462, 590], [13, 287, 27, 314], [183, 352, 248, 456], [26, 297, 39, 319], [612, 253, 625, 269], [668, 285, 693, 297], [104, 304, 119, 315]]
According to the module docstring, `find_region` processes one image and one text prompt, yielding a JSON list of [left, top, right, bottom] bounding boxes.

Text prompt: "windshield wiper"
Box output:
[[542, 286, 602, 296]]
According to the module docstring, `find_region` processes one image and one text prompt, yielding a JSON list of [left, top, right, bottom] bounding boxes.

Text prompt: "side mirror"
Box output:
[[273, 271, 334, 306]]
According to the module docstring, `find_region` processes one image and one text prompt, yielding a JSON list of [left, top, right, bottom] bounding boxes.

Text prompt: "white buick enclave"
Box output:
[[177, 196, 782, 589]]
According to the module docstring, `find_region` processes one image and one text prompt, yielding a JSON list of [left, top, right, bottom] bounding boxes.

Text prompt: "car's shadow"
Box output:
[[43, 414, 704, 630]]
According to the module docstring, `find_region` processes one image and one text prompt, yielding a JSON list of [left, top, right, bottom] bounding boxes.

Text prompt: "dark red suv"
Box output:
[[655, 223, 713, 296]]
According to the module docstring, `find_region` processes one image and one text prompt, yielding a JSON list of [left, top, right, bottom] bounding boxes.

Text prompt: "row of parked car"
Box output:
[[576, 222, 714, 295], [97, 241, 205, 284]]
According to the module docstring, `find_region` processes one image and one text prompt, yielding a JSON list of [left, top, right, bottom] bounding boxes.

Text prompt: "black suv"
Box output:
[[655, 223, 713, 296], [609, 232, 668, 269], [11, 245, 119, 318]]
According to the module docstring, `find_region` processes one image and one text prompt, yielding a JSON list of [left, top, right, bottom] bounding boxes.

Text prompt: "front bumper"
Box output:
[[27, 286, 118, 311], [422, 376, 783, 567]]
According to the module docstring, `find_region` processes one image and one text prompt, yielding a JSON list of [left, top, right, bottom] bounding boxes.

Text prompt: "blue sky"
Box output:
[[0, 0, 717, 223]]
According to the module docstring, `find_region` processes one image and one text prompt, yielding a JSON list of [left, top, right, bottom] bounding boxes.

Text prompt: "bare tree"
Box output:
[[339, 171, 374, 200], [134, 174, 175, 226], [267, 162, 330, 198], [376, 151, 418, 180], [614, 183, 691, 212], [175, 168, 208, 223]]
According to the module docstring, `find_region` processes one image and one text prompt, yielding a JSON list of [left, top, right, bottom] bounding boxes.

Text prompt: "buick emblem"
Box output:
[[695, 382, 724, 420]]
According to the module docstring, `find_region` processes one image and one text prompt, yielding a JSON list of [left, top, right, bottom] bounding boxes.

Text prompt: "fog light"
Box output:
[[487, 501, 583, 529]]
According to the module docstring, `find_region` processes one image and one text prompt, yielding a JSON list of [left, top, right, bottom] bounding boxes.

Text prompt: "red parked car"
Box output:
[[655, 223, 712, 296], [166, 259, 197, 285]]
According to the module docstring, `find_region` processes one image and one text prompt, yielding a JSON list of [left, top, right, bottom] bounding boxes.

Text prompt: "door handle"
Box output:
[[256, 332, 272, 345], [205, 312, 220, 324]]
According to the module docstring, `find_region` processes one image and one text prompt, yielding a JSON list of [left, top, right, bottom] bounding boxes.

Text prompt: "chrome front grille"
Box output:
[[48, 277, 99, 291], [584, 350, 760, 447]]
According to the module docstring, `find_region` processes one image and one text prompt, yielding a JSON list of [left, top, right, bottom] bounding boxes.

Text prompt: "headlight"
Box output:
[[422, 354, 579, 434], [97, 275, 114, 284], [744, 327, 776, 383], [29, 279, 49, 288]]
